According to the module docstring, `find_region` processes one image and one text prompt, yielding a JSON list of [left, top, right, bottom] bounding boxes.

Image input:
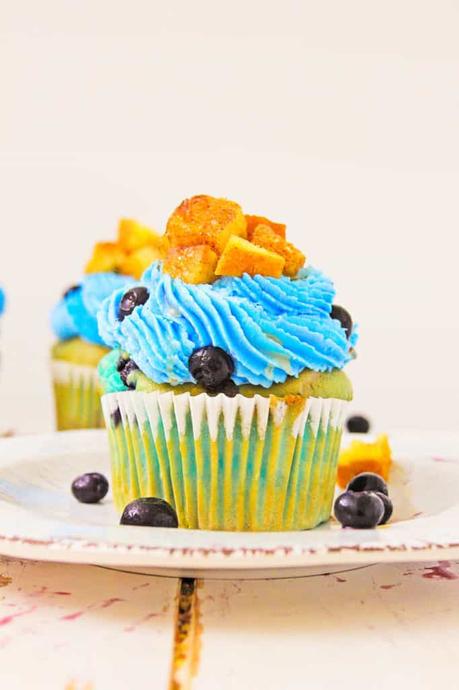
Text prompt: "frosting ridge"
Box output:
[[51, 272, 134, 345], [98, 262, 357, 387]]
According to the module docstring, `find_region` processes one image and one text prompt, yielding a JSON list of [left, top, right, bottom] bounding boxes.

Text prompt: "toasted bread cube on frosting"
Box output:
[[163, 245, 218, 284], [85, 242, 125, 274], [251, 224, 305, 277], [246, 214, 286, 240], [166, 195, 247, 254], [215, 236, 285, 278], [118, 218, 163, 253], [337, 435, 393, 489], [120, 245, 165, 279]]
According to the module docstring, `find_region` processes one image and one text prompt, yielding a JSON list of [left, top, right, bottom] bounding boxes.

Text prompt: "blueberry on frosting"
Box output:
[[63, 284, 81, 299], [118, 286, 149, 321], [119, 359, 139, 390], [330, 304, 353, 338], [189, 346, 235, 392], [217, 379, 239, 398]]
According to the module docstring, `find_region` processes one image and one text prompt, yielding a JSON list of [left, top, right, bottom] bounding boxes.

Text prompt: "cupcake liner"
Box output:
[[101, 391, 347, 531], [51, 360, 104, 431]]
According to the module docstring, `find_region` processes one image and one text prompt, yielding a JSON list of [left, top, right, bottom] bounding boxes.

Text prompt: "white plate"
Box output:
[[0, 429, 458, 578]]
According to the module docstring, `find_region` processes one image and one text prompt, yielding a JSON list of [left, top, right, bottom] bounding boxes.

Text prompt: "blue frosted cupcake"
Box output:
[[51, 273, 133, 430], [0, 287, 5, 347], [97, 195, 358, 531]]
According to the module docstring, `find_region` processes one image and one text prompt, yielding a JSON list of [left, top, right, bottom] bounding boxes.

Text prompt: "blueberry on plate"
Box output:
[[330, 305, 353, 338], [347, 472, 389, 496], [72, 472, 109, 504], [334, 490, 385, 529], [373, 491, 393, 524], [346, 414, 370, 433], [120, 497, 178, 528], [188, 346, 235, 391], [118, 287, 149, 321]]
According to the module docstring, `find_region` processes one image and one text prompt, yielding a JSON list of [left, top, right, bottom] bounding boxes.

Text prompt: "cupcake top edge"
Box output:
[[97, 259, 357, 390], [51, 272, 134, 345], [51, 217, 163, 345]]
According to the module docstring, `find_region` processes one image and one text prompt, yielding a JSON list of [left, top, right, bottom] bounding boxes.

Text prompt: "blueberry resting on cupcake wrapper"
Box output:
[[188, 346, 239, 396], [97, 194, 358, 531]]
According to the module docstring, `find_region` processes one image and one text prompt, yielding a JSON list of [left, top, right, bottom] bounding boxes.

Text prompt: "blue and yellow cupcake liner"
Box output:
[[102, 391, 347, 531], [51, 360, 104, 431]]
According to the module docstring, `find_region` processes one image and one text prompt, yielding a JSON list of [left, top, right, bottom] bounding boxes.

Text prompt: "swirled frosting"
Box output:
[[98, 262, 357, 388], [51, 273, 134, 345], [0, 287, 5, 317]]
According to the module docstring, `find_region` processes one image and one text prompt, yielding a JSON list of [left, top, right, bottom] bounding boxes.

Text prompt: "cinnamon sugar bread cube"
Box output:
[[215, 236, 285, 278], [166, 195, 247, 254], [163, 245, 218, 284], [251, 224, 305, 277], [245, 214, 286, 240]]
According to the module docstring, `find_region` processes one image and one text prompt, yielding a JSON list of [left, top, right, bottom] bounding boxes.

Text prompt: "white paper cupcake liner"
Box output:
[[51, 360, 104, 430], [102, 391, 347, 531]]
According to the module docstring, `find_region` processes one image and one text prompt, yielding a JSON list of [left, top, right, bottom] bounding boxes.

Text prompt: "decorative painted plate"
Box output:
[[0, 430, 458, 578]]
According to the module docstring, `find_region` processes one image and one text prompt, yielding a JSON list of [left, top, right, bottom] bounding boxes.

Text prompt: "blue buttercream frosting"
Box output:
[[97, 262, 357, 388], [0, 287, 5, 317], [51, 273, 134, 345]]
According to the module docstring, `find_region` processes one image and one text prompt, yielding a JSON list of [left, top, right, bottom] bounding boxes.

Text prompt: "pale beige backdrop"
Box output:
[[0, 0, 457, 432]]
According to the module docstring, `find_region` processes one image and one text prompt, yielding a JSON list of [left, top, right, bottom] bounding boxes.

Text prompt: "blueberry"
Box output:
[[374, 491, 393, 524], [119, 359, 139, 389], [207, 379, 240, 398], [188, 346, 235, 391], [63, 284, 81, 299], [220, 379, 239, 398], [347, 472, 389, 496], [346, 415, 370, 433], [116, 354, 129, 372], [72, 472, 109, 504], [334, 490, 384, 528], [120, 497, 178, 528], [330, 305, 353, 338], [118, 287, 149, 321]]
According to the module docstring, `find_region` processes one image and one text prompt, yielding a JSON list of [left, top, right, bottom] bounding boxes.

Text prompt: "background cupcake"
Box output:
[[0, 286, 5, 357], [50, 219, 166, 430], [0, 287, 5, 324], [98, 195, 357, 531]]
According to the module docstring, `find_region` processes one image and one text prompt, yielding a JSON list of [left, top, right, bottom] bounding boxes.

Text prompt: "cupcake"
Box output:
[[0, 286, 5, 350], [0, 287, 5, 323], [51, 219, 166, 431], [98, 196, 357, 531]]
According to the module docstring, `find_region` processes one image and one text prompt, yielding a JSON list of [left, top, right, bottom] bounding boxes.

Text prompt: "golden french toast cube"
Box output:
[[120, 245, 165, 279], [251, 225, 305, 277], [215, 236, 285, 278], [163, 245, 218, 284], [337, 435, 392, 489], [84, 242, 125, 274], [246, 214, 286, 240], [166, 195, 247, 254], [118, 218, 163, 252]]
